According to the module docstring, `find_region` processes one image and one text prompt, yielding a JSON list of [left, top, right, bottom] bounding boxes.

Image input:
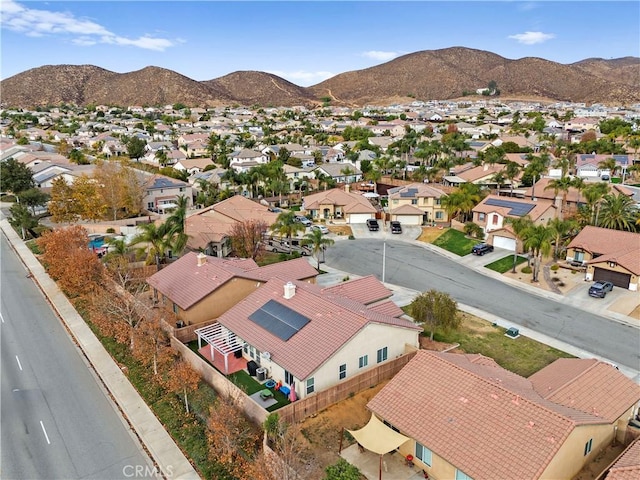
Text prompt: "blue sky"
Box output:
[[1, 1, 639, 86]]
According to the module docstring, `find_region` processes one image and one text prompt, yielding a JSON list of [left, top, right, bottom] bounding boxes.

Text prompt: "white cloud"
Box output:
[[0, 0, 176, 51], [508, 31, 555, 45], [267, 70, 335, 86], [362, 50, 401, 62], [518, 2, 539, 12]]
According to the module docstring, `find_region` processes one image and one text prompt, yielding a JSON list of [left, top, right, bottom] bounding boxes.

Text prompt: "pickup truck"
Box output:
[[366, 219, 380, 231]]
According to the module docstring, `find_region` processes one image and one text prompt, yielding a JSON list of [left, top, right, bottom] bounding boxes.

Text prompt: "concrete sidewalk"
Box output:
[[0, 219, 200, 480]]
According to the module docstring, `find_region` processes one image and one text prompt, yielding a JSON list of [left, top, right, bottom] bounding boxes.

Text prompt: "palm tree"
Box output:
[[155, 148, 169, 167], [544, 177, 573, 219], [598, 157, 618, 177], [441, 183, 482, 223], [504, 161, 521, 197], [524, 154, 547, 200], [522, 224, 554, 282], [131, 221, 172, 269], [581, 182, 610, 225], [164, 195, 190, 256], [547, 217, 578, 260], [304, 228, 335, 269], [271, 211, 306, 253], [506, 215, 534, 272], [598, 194, 638, 231]]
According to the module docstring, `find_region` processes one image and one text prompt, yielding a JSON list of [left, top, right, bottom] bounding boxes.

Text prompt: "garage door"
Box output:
[[493, 235, 516, 251], [348, 214, 372, 224], [593, 268, 631, 288]]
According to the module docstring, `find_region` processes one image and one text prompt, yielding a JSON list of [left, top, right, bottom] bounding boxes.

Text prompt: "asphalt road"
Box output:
[[0, 234, 153, 479], [325, 239, 640, 371]]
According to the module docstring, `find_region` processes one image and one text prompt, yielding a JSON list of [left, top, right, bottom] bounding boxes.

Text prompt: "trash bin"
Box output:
[[256, 367, 267, 381]]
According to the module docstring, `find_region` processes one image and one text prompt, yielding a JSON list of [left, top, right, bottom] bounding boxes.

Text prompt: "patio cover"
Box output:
[[347, 414, 410, 455]]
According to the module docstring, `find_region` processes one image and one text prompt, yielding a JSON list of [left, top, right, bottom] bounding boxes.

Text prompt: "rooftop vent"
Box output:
[[283, 282, 296, 299], [197, 252, 207, 267]]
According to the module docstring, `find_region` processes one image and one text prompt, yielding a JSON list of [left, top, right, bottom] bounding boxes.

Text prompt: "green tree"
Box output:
[[126, 136, 147, 160], [598, 194, 638, 231], [130, 221, 173, 269], [409, 289, 460, 341], [271, 211, 306, 253], [544, 177, 573, 220], [9, 203, 38, 239], [504, 161, 521, 196], [304, 228, 335, 269], [69, 148, 88, 164], [522, 224, 554, 282], [581, 182, 610, 226], [547, 218, 577, 260], [18, 188, 49, 215], [324, 459, 361, 480], [506, 215, 534, 272], [1, 158, 35, 195], [441, 183, 482, 222]]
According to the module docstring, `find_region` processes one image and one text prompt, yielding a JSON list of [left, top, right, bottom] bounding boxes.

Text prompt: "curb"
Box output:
[[0, 219, 200, 480]]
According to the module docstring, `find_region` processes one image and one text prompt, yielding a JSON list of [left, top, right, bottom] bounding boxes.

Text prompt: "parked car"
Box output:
[[390, 221, 402, 234], [295, 215, 312, 226], [311, 225, 329, 234], [471, 243, 494, 256], [588, 281, 614, 298], [366, 219, 379, 231]]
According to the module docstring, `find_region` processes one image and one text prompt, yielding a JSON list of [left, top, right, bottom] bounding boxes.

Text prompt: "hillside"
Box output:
[[1, 48, 638, 108]]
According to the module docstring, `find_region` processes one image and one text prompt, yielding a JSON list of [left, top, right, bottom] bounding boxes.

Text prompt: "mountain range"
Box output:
[[1, 47, 639, 109]]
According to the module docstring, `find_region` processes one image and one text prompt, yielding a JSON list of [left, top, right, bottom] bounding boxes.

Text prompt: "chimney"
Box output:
[[344, 184, 350, 193], [197, 252, 207, 267], [283, 281, 296, 299], [483, 164, 489, 171]]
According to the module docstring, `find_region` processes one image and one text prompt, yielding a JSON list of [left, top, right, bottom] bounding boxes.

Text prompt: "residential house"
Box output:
[[314, 163, 363, 184], [444, 163, 510, 188], [143, 174, 193, 213], [603, 437, 640, 480], [185, 195, 279, 257], [302, 186, 377, 223], [364, 351, 640, 480], [575, 154, 632, 179], [566, 226, 640, 291], [472, 194, 556, 251], [229, 148, 269, 173], [146, 251, 318, 326], [173, 157, 214, 175], [387, 183, 451, 225], [565, 117, 601, 132], [196, 276, 421, 395]]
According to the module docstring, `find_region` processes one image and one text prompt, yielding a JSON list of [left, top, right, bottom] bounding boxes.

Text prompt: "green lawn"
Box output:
[[485, 255, 527, 273], [431, 229, 478, 256], [430, 314, 574, 377]]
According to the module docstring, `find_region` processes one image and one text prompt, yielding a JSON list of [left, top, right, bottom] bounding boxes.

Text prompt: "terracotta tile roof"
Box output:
[[366, 300, 405, 318], [390, 204, 426, 215], [186, 195, 279, 250], [567, 226, 640, 275], [605, 437, 640, 480], [322, 275, 393, 305], [388, 183, 448, 199], [457, 164, 505, 182], [367, 351, 607, 480], [146, 252, 317, 310], [216, 278, 420, 380], [530, 358, 640, 423], [303, 188, 377, 214]]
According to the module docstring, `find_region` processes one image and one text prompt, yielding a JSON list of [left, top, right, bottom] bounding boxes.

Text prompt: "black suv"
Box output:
[[390, 221, 402, 234], [588, 281, 614, 298], [471, 243, 494, 256], [366, 219, 379, 231]]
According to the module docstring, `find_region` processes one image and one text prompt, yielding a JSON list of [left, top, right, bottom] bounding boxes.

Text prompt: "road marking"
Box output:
[[40, 421, 51, 444], [15, 355, 23, 371]]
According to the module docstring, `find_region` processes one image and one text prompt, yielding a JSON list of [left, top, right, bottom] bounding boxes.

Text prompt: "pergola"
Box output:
[[194, 322, 244, 374]]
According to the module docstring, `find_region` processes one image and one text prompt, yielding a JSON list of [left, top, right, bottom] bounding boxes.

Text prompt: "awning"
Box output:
[[348, 414, 410, 455]]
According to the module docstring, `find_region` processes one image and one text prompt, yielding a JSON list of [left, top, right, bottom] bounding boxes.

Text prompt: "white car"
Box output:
[[311, 225, 329, 234]]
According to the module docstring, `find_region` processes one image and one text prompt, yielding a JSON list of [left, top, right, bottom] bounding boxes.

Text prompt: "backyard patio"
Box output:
[[340, 444, 427, 480]]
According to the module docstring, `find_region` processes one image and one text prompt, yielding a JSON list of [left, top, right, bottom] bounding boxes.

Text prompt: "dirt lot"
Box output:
[[416, 226, 447, 243], [327, 224, 353, 237]]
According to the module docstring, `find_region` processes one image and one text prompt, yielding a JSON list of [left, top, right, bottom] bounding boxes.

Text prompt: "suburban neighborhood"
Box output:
[[2, 97, 640, 480]]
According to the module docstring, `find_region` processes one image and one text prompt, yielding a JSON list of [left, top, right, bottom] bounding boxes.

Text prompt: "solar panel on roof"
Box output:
[[248, 299, 310, 341], [485, 198, 535, 217]]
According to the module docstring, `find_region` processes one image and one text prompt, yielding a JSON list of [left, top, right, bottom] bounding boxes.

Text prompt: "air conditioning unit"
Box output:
[[261, 352, 271, 360]]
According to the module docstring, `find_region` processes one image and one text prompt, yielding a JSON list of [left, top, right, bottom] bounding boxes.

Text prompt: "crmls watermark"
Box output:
[[123, 465, 173, 478]]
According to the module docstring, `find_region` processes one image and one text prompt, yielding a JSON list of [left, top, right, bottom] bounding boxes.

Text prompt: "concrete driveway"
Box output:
[[350, 222, 422, 241]]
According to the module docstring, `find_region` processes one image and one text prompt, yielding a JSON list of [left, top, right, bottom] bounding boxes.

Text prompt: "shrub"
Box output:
[[348, 235, 355, 240], [106, 227, 116, 234], [550, 264, 559, 271], [521, 266, 532, 274]]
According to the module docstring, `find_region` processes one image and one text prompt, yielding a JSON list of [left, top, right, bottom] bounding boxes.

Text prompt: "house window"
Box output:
[[435, 211, 443, 220], [455, 470, 473, 480], [284, 370, 294, 385], [478, 213, 486, 221], [383, 420, 400, 433], [179, 187, 185, 192], [148, 202, 154, 209], [584, 438, 593, 456], [435, 198, 441, 205], [172, 303, 178, 314], [339, 364, 347, 380], [411, 199, 418, 205], [359, 355, 368, 369], [492, 214, 499, 225], [306, 377, 315, 395], [574, 251, 585, 262], [377, 347, 388, 363], [415, 442, 432, 466]]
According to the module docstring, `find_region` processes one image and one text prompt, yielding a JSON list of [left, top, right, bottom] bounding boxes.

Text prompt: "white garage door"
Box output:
[[493, 235, 516, 251], [348, 213, 373, 224], [395, 215, 421, 226]]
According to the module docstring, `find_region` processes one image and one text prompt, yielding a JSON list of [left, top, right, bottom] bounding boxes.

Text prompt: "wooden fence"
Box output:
[[278, 351, 417, 424]]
